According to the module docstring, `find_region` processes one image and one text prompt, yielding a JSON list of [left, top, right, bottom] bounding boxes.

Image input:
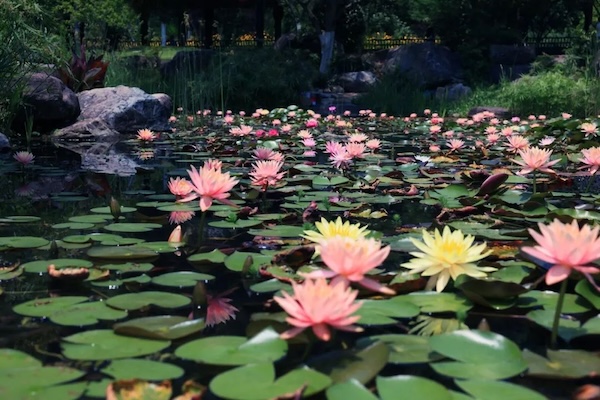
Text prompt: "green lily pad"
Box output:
[[326, 380, 379, 400], [114, 316, 206, 340], [175, 328, 288, 366], [490, 261, 535, 283], [523, 348, 600, 379], [13, 296, 89, 317], [312, 176, 350, 187], [187, 249, 227, 264], [100, 262, 155, 274], [0, 349, 42, 369], [138, 241, 182, 253], [250, 278, 292, 293], [403, 292, 473, 314], [101, 237, 146, 246], [377, 375, 453, 400], [575, 280, 600, 309], [248, 225, 307, 238], [69, 214, 112, 223], [306, 340, 389, 384], [429, 330, 527, 380], [22, 258, 93, 273], [151, 271, 215, 287], [354, 299, 420, 325], [359, 334, 443, 364], [104, 222, 162, 233], [458, 279, 528, 310], [91, 274, 151, 288], [106, 291, 191, 311], [62, 329, 170, 361], [102, 358, 184, 381], [157, 203, 201, 212], [0, 215, 41, 223], [209, 219, 263, 228], [91, 206, 136, 214], [49, 301, 128, 326], [0, 266, 24, 280], [526, 309, 588, 341], [518, 290, 591, 313], [0, 236, 49, 249], [224, 251, 273, 272], [52, 222, 95, 230], [62, 234, 92, 244], [87, 246, 158, 261], [210, 363, 331, 400], [455, 379, 546, 400]]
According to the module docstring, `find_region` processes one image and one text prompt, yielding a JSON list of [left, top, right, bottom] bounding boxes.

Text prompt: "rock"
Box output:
[[78, 86, 171, 132], [468, 106, 512, 120], [334, 71, 377, 93], [0, 132, 10, 152], [15, 73, 80, 132], [160, 49, 213, 77], [489, 45, 536, 65], [435, 83, 472, 101], [52, 118, 121, 141], [383, 42, 463, 88]]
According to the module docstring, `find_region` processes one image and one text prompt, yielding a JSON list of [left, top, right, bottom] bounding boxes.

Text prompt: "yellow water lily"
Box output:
[[301, 216, 371, 244], [401, 226, 495, 292]]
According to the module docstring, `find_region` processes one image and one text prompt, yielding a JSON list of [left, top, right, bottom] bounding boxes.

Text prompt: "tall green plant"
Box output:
[[0, 0, 64, 131]]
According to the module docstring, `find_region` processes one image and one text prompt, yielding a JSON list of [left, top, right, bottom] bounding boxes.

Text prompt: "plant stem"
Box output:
[[532, 171, 537, 195], [261, 186, 268, 212], [585, 170, 597, 193], [198, 210, 206, 247], [550, 278, 568, 349]]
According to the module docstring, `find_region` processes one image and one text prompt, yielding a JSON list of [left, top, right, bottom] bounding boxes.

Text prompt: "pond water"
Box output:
[[0, 108, 599, 400]]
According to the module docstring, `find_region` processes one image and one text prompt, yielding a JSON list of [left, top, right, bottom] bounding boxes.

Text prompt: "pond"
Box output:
[[1, 107, 599, 400]]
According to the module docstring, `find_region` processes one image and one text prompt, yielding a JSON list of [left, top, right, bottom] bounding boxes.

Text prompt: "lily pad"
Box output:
[[377, 375, 453, 400], [91, 206, 136, 214], [13, 296, 89, 317], [575, 280, 600, 309], [102, 358, 184, 381], [187, 249, 227, 264], [52, 222, 95, 230], [225, 251, 273, 272], [455, 379, 546, 400], [87, 246, 158, 261], [48, 301, 128, 326], [100, 262, 155, 274], [22, 258, 93, 274], [151, 271, 215, 287], [0, 215, 41, 223], [518, 290, 591, 313], [403, 292, 473, 314], [354, 299, 420, 325], [175, 328, 288, 366], [0, 236, 49, 249], [104, 222, 162, 233], [429, 330, 527, 380], [91, 274, 151, 288], [210, 363, 331, 400], [106, 291, 191, 311], [359, 334, 443, 364], [114, 316, 206, 340], [62, 329, 170, 360], [523, 348, 600, 379]]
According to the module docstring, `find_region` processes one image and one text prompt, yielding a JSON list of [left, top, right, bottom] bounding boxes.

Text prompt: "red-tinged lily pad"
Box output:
[[152, 271, 215, 287], [209, 363, 331, 400], [114, 316, 206, 340], [106, 291, 191, 311], [354, 299, 420, 325], [523, 349, 600, 379], [175, 328, 287, 366], [0, 236, 49, 249], [87, 246, 158, 261], [22, 258, 93, 274], [0, 265, 24, 280], [62, 330, 170, 361], [106, 379, 172, 400], [306, 340, 389, 384], [429, 330, 527, 380], [102, 359, 184, 381], [455, 379, 546, 400]]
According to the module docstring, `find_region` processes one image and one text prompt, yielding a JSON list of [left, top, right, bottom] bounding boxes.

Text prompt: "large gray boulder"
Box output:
[[334, 71, 377, 93], [52, 119, 120, 141], [0, 132, 10, 152], [383, 42, 463, 88], [16, 73, 80, 132], [78, 86, 172, 132]]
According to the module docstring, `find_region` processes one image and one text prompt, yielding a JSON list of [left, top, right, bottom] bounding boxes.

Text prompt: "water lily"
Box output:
[[206, 292, 239, 327], [179, 164, 239, 211], [401, 226, 494, 292], [511, 146, 559, 176], [168, 177, 194, 198], [13, 151, 35, 165], [579, 147, 600, 175], [302, 216, 370, 244], [249, 160, 285, 190], [137, 128, 157, 141], [273, 278, 363, 341]]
